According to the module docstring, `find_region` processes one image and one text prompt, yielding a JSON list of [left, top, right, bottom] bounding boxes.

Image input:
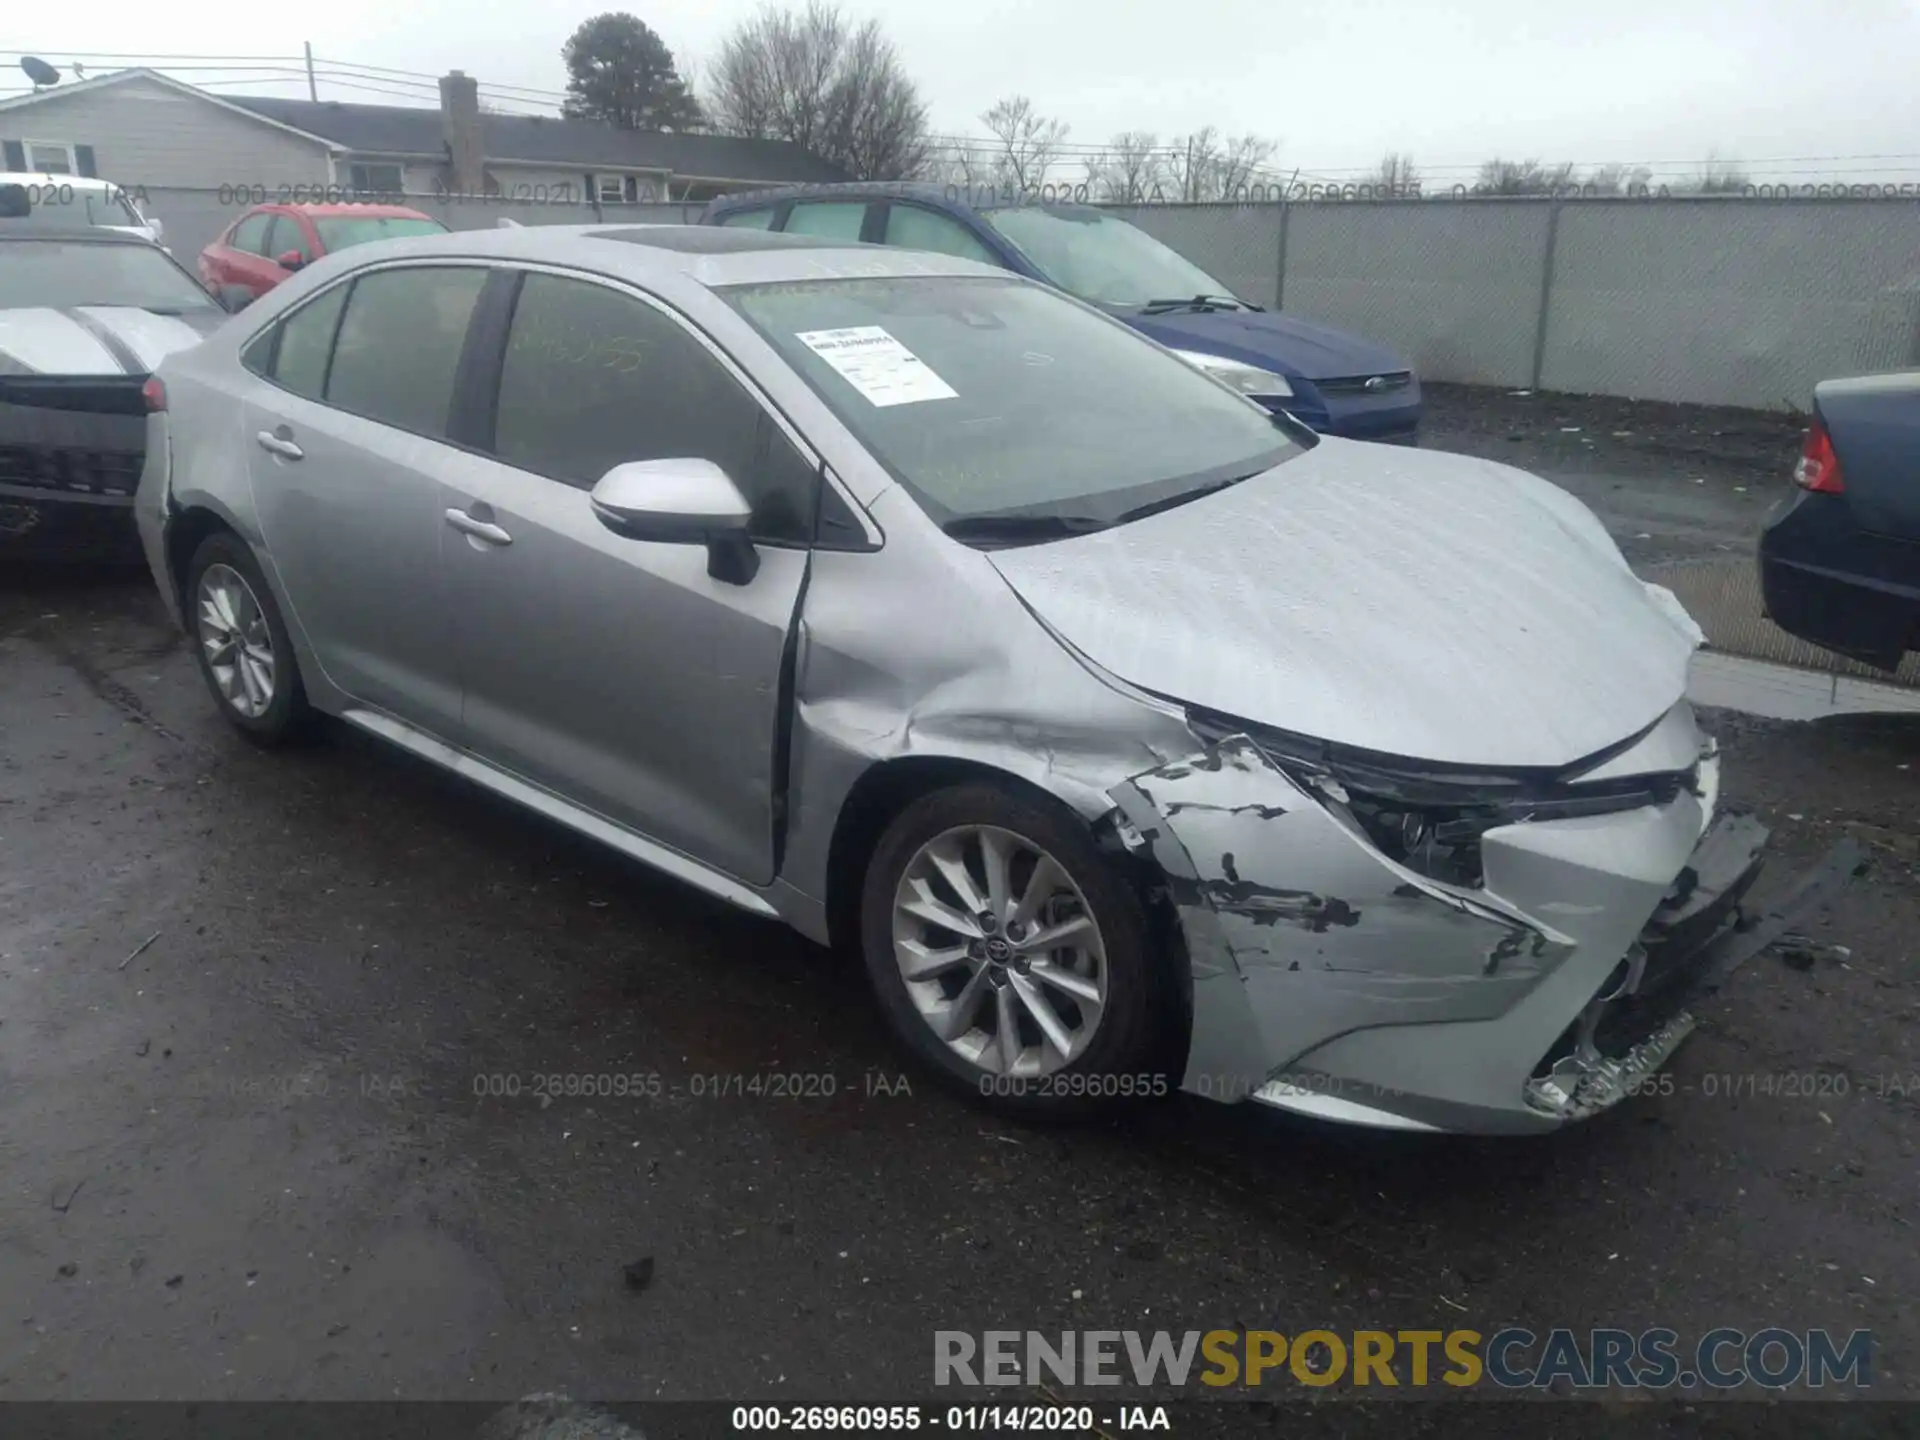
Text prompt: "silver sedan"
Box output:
[[136, 223, 1772, 1133]]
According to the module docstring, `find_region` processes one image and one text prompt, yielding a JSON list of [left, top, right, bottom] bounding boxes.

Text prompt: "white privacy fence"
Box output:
[[1105, 196, 1919, 409]]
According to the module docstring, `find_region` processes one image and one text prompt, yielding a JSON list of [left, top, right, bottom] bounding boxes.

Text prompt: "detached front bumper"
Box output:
[[1110, 732, 1849, 1135]]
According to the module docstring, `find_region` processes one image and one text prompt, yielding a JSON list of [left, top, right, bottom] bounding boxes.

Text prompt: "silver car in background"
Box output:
[[136, 224, 1777, 1134]]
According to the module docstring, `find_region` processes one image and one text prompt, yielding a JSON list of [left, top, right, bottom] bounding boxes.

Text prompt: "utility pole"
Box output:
[[304, 42, 317, 101]]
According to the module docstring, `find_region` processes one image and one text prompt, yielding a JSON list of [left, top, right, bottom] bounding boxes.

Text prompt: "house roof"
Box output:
[[0, 68, 346, 151], [226, 96, 847, 183]]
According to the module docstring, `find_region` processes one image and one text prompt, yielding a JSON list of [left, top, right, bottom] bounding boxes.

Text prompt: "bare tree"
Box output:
[[705, 1, 932, 180], [1370, 151, 1421, 195], [832, 18, 933, 179], [923, 142, 986, 187], [980, 96, 1069, 191], [1693, 151, 1750, 194], [1086, 131, 1163, 202], [1213, 133, 1279, 199], [1156, 128, 1281, 201], [1164, 127, 1221, 201]]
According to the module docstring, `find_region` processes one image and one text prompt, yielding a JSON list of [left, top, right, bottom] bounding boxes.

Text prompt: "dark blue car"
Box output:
[[700, 183, 1421, 443], [1759, 371, 1920, 671]]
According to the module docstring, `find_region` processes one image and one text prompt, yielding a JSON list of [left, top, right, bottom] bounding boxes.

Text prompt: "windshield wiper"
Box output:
[[942, 513, 1110, 548], [1111, 470, 1264, 526], [1138, 294, 1260, 315]]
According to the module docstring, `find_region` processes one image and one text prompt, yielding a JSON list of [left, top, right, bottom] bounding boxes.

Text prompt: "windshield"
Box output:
[[981, 205, 1238, 307], [0, 184, 146, 230], [723, 275, 1298, 535], [0, 239, 217, 312], [314, 216, 449, 251]]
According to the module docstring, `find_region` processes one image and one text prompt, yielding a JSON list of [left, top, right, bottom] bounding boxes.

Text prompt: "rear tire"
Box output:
[[185, 530, 310, 746], [859, 781, 1169, 1118]]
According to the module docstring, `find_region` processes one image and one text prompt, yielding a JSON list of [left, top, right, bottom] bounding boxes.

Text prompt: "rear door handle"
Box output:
[[255, 430, 303, 461], [445, 508, 513, 546]]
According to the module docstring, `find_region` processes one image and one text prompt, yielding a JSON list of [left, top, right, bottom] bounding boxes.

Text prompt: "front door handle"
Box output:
[[255, 430, 303, 461], [445, 508, 513, 546]]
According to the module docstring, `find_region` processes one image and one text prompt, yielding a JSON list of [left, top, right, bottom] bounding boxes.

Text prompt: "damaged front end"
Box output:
[[1108, 708, 1849, 1134]]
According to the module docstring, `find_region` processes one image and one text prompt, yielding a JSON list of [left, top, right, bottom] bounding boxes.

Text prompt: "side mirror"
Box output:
[[276, 249, 306, 271], [216, 284, 254, 313], [147, 217, 165, 242], [590, 458, 760, 584]]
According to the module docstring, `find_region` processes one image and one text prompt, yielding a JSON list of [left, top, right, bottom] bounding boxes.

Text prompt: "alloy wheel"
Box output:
[[890, 824, 1108, 1077], [196, 563, 276, 719]]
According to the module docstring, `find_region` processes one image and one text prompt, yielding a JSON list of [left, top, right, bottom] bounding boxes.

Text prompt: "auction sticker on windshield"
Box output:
[[795, 326, 957, 406]]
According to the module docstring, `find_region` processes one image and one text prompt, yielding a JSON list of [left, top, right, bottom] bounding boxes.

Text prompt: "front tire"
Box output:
[[185, 530, 309, 745], [860, 781, 1167, 1117]]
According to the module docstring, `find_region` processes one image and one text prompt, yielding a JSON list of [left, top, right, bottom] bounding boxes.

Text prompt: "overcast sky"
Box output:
[[8, 0, 1920, 182]]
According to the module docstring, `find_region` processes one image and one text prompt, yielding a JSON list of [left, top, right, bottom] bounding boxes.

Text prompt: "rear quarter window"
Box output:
[[269, 285, 350, 399]]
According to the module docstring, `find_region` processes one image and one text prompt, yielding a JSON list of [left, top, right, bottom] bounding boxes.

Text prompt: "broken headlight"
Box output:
[[1185, 706, 1694, 891]]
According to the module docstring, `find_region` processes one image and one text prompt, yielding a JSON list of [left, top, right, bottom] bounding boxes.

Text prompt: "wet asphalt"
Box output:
[[1, 397, 1916, 1411]]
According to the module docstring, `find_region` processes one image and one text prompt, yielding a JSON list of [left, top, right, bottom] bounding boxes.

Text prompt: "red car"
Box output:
[[198, 202, 448, 305]]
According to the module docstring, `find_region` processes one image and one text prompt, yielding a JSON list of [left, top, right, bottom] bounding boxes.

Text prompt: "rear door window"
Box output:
[[783, 201, 868, 241], [324, 266, 487, 438], [881, 205, 999, 265], [229, 213, 272, 254], [267, 215, 313, 264]]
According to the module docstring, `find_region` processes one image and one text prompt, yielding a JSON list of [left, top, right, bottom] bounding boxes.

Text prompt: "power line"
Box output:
[[0, 50, 307, 62], [8, 49, 1915, 180], [316, 55, 572, 102]]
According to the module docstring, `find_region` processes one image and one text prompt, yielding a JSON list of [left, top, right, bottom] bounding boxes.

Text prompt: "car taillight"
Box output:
[[142, 376, 167, 412], [1793, 416, 1843, 493]]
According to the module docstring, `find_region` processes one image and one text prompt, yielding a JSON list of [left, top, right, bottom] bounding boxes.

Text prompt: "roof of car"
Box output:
[[706, 181, 965, 213], [0, 172, 126, 192], [302, 222, 1002, 289], [252, 202, 437, 220], [299, 202, 435, 219], [585, 226, 855, 254], [0, 225, 151, 244]]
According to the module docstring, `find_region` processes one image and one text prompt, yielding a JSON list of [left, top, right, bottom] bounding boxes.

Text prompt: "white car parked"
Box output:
[[0, 173, 167, 248]]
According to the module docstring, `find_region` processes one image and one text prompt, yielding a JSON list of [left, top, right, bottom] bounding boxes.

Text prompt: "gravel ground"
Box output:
[[0, 387, 1913, 1424], [1418, 382, 1807, 566]]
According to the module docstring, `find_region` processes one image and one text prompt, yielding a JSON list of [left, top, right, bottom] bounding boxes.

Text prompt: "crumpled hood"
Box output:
[[986, 440, 1700, 770], [0, 305, 221, 377], [1122, 306, 1410, 382]]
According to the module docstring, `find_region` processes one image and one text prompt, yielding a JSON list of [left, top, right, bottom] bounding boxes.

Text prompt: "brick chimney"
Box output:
[[439, 70, 485, 196]]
